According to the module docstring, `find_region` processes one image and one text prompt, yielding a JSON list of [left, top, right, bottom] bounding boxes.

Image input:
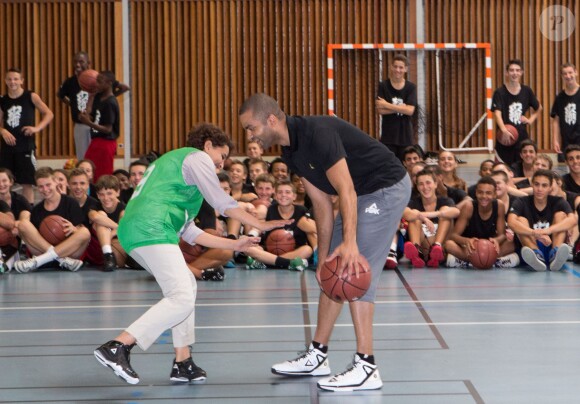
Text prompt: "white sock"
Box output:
[[35, 246, 59, 266], [247, 229, 260, 237], [102, 245, 113, 254], [390, 241, 397, 252]]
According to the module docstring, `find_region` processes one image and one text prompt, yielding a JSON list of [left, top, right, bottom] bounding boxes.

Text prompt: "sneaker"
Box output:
[[549, 244, 570, 272], [446, 254, 470, 268], [201, 266, 225, 281], [521, 247, 546, 271], [245, 256, 267, 270], [103, 253, 117, 272], [59, 257, 83, 272], [427, 244, 444, 268], [384, 252, 398, 269], [14, 257, 39, 273], [271, 344, 331, 376], [494, 252, 520, 268], [317, 355, 383, 392], [169, 357, 207, 383], [288, 257, 308, 272], [404, 242, 425, 268], [94, 340, 140, 385]]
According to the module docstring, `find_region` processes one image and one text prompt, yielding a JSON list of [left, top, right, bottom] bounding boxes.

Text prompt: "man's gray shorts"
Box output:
[[329, 174, 411, 302]]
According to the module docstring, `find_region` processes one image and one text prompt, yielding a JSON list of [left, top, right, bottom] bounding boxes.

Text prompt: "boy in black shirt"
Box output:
[[79, 71, 120, 181], [90, 175, 127, 272], [14, 168, 90, 273], [445, 176, 518, 268], [491, 59, 541, 165], [562, 145, 580, 194], [508, 170, 577, 271], [376, 55, 418, 159], [0, 68, 54, 204], [551, 63, 580, 159]]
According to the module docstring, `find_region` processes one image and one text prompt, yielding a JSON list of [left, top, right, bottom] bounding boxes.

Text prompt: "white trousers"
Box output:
[[126, 244, 197, 350]]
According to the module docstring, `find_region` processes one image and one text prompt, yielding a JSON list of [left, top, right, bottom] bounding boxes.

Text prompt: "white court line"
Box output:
[[1, 298, 580, 311], [2, 320, 580, 333]]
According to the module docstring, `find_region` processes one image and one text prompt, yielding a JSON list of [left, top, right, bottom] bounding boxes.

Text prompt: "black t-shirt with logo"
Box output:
[[550, 88, 580, 149], [58, 76, 89, 123], [377, 80, 417, 146], [282, 115, 407, 196], [491, 85, 540, 164], [90, 94, 119, 140], [407, 196, 455, 226], [0, 91, 37, 152], [509, 195, 571, 229]]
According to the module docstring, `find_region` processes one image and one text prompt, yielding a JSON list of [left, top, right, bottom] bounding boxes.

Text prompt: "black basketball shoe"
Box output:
[[94, 340, 140, 384], [170, 357, 207, 383]]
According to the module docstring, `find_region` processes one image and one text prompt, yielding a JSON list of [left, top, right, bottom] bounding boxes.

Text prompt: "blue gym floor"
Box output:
[[1, 262, 580, 403]]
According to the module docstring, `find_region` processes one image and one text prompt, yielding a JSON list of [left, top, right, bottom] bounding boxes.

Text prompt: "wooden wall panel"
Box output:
[[0, 0, 577, 159], [0, 0, 118, 158]]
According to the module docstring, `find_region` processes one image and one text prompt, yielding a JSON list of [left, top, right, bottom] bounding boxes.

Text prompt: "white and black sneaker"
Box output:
[[94, 340, 140, 384], [201, 266, 225, 281], [169, 357, 207, 383], [494, 252, 520, 268], [317, 355, 383, 392], [271, 344, 331, 376]]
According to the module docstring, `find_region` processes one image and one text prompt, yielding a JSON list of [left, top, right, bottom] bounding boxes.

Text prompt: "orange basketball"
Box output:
[[179, 238, 206, 263], [78, 69, 99, 93], [319, 255, 371, 302], [0, 227, 16, 247], [496, 124, 519, 146], [39, 215, 67, 245], [265, 229, 295, 255], [469, 239, 498, 269]]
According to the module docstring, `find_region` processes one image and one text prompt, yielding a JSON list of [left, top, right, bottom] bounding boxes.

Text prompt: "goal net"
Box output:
[[326, 43, 493, 153]]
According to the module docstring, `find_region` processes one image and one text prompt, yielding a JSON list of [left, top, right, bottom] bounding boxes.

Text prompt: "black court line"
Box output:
[[464, 380, 485, 403], [300, 271, 313, 344], [395, 268, 449, 349]]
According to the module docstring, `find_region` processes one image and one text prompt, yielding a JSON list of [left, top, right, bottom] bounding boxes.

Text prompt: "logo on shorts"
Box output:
[[365, 203, 380, 215]]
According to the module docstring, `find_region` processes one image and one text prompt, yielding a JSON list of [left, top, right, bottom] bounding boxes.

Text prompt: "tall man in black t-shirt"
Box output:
[[375, 54, 417, 159], [0, 68, 54, 204], [508, 170, 576, 271], [239, 93, 412, 391], [551, 63, 580, 160], [491, 59, 542, 165], [79, 71, 121, 181]]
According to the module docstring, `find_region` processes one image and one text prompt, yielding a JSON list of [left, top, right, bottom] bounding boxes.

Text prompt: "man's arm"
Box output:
[[22, 93, 54, 136], [301, 177, 334, 268], [552, 116, 562, 153], [113, 82, 130, 97], [522, 104, 542, 125], [376, 97, 415, 116], [323, 158, 361, 273]]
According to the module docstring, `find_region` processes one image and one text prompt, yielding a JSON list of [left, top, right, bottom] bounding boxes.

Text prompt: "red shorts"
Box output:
[[84, 138, 117, 181]]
